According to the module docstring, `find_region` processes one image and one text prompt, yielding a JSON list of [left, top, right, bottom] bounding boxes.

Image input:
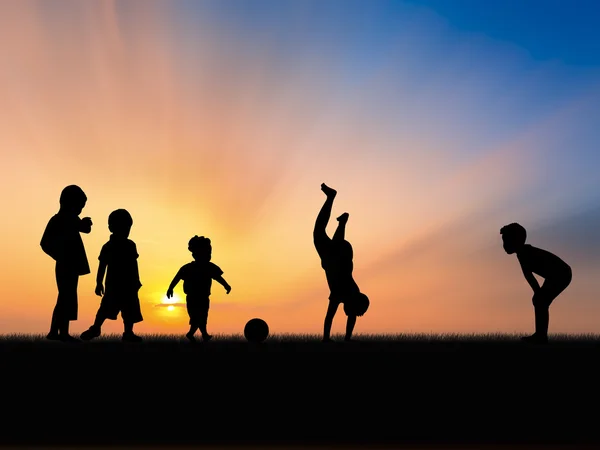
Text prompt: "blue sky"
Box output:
[[167, 0, 600, 258], [403, 0, 600, 66], [179, 0, 600, 64]]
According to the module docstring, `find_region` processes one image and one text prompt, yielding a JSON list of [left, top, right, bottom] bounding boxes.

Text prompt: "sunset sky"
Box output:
[[1, 0, 600, 336]]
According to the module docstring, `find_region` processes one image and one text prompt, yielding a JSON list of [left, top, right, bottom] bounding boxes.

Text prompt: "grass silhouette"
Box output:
[[4, 331, 600, 342], [1, 333, 597, 446]]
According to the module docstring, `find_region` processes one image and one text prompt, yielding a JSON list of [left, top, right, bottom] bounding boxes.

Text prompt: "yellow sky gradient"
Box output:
[[1, 1, 600, 336]]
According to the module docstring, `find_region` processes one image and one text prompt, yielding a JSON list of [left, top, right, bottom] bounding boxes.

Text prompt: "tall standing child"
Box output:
[[166, 236, 231, 342], [41, 185, 92, 342]]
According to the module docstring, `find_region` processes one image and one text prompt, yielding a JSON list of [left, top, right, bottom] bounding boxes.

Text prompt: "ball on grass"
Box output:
[[244, 318, 269, 343]]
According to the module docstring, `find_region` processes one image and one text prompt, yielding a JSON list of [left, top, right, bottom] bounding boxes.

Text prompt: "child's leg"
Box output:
[[90, 311, 107, 330], [81, 304, 110, 341], [323, 300, 340, 341], [344, 315, 357, 341], [186, 300, 200, 340], [199, 305, 211, 340], [50, 266, 79, 340], [122, 320, 143, 342], [533, 304, 550, 338], [81, 311, 107, 340], [48, 308, 60, 337], [94, 309, 108, 328], [121, 303, 143, 342], [314, 184, 336, 249], [187, 325, 198, 341], [533, 276, 571, 338], [332, 213, 349, 242], [124, 321, 133, 334]]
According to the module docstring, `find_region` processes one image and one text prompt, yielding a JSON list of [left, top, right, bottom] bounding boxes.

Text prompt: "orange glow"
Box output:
[[1, 2, 599, 336]]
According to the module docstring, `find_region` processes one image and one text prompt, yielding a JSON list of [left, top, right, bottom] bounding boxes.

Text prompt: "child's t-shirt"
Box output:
[[517, 244, 571, 279], [319, 240, 359, 299], [177, 261, 223, 297], [99, 235, 141, 293], [40, 211, 90, 275]]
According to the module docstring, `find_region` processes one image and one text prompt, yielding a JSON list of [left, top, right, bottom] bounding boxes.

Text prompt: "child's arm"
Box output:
[[518, 255, 540, 293], [96, 261, 107, 296], [40, 218, 60, 260], [166, 269, 183, 298], [521, 267, 540, 293], [132, 244, 142, 290], [79, 217, 93, 234], [134, 260, 142, 290], [214, 275, 231, 294]]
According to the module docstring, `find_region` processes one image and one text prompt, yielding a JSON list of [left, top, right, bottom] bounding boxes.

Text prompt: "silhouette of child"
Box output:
[[41, 185, 92, 342], [500, 222, 572, 344], [80, 209, 143, 342], [166, 236, 231, 342], [314, 183, 369, 343]]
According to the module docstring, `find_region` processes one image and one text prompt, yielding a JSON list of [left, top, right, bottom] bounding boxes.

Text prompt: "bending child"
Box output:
[[166, 236, 231, 342], [314, 183, 369, 342], [81, 209, 143, 342], [500, 222, 572, 344], [41, 185, 93, 342]]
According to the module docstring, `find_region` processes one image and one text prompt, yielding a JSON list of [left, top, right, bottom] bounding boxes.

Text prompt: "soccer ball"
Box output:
[[244, 318, 269, 343]]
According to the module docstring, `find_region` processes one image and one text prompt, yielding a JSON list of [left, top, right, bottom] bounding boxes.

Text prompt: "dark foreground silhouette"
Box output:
[[0, 333, 598, 446], [501, 223, 572, 344], [81, 209, 144, 342], [40, 185, 92, 342], [167, 235, 231, 342], [314, 183, 369, 342]]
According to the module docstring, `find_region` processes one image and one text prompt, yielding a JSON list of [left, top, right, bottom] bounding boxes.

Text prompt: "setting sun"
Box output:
[[162, 294, 180, 305]]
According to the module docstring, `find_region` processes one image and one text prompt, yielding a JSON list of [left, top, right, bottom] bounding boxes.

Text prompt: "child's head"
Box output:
[[500, 222, 527, 254], [344, 292, 370, 317], [188, 235, 212, 262], [108, 209, 133, 238], [59, 185, 87, 214]]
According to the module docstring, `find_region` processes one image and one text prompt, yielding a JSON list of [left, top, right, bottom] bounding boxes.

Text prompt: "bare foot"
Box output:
[[337, 212, 349, 223], [321, 183, 337, 198]]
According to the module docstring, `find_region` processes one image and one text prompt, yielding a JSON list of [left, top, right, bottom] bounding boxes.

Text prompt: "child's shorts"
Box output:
[[98, 291, 143, 323], [186, 295, 210, 326]]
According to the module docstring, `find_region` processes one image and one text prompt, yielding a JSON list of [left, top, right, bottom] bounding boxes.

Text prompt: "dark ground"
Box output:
[[1, 333, 599, 447]]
